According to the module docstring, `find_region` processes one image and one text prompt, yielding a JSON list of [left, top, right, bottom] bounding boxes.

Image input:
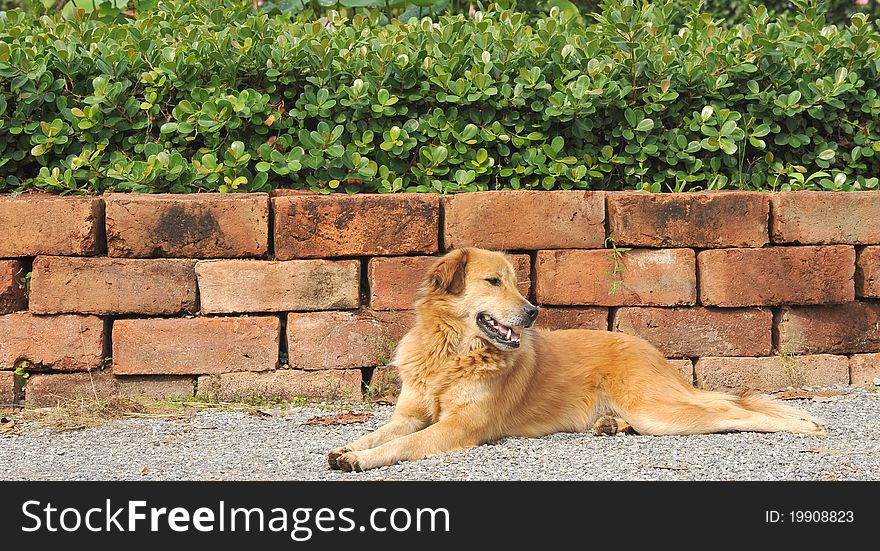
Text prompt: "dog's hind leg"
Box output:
[[592, 415, 636, 435], [617, 390, 827, 436]]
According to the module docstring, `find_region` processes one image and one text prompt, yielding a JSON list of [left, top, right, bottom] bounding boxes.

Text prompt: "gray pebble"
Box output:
[[1, 385, 877, 481]]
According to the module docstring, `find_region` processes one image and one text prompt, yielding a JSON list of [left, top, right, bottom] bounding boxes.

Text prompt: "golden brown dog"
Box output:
[[328, 248, 826, 472]]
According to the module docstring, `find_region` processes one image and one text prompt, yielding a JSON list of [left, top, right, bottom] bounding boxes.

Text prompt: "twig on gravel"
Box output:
[[651, 465, 690, 471], [800, 448, 876, 455]]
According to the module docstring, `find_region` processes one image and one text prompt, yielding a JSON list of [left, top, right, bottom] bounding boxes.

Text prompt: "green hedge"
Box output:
[[701, 0, 880, 27], [0, 0, 878, 194]]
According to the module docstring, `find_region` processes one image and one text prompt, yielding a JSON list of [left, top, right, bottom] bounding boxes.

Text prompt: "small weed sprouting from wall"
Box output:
[[605, 234, 631, 296]]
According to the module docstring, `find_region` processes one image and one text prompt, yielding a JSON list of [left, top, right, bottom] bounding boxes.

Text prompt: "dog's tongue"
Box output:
[[495, 320, 519, 341]]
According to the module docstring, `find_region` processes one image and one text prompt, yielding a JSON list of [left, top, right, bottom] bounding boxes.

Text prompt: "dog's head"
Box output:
[[419, 247, 538, 351]]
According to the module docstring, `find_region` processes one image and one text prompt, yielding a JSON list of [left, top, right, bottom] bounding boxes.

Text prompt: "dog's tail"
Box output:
[[733, 391, 826, 426]]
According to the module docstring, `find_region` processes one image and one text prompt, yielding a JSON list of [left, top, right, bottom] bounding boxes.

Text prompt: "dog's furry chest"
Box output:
[[394, 334, 513, 422]]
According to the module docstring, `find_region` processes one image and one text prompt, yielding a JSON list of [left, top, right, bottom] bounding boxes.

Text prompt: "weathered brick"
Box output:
[[196, 259, 359, 314], [29, 256, 197, 315], [444, 190, 605, 251], [612, 307, 772, 357], [273, 194, 439, 259], [25, 371, 194, 407], [0, 260, 27, 314], [368, 310, 416, 343], [856, 246, 880, 298], [698, 246, 855, 306], [0, 195, 103, 257], [666, 359, 695, 384], [1, 370, 14, 408], [197, 369, 362, 403], [535, 249, 696, 306], [0, 313, 103, 371], [113, 316, 280, 375], [534, 307, 609, 330], [849, 353, 880, 386], [607, 191, 769, 248], [287, 311, 407, 370], [771, 191, 880, 244], [694, 355, 849, 393], [776, 302, 880, 354], [368, 256, 436, 310], [105, 193, 269, 258]]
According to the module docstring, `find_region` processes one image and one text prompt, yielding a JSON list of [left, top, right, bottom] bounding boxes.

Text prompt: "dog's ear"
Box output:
[[422, 248, 470, 295]]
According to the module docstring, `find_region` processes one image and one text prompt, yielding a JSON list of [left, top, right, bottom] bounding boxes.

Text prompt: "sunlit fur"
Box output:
[[328, 248, 826, 472]]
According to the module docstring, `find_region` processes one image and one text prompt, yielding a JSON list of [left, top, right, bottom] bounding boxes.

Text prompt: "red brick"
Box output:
[[105, 193, 269, 258], [287, 311, 407, 370], [197, 369, 362, 403], [1, 370, 14, 408], [535, 249, 696, 306], [612, 307, 772, 357], [849, 353, 880, 386], [694, 355, 849, 393], [444, 190, 605, 251], [368, 256, 436, 310], [0, 195, 103, 257], [856, 246, 880, 298], [0, 260, 27, 314], [776, 302, 880, 355], [607, 191, 769, 248], [368, 310, 416, 343], [771, 191, 880, 244], [666, 359, 695, 384], [29, 256, 197, 315], [113, 316, 280, 375], [698, 246, 855, 306], [0, 313, 103, 371], [273, 194, 439, 259], [508, 254, 532, 298], [534, 307, 609, 330], [25, 371, 194, 407], [196, 259, 359, 314]]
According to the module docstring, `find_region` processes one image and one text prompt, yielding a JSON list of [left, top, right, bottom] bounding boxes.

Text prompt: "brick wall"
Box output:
[[1, 190, 878, 408]]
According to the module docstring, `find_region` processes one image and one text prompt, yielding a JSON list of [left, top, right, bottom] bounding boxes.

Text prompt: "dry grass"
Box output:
[[18, 395, 152, 431], [12, 394, 350, 432]]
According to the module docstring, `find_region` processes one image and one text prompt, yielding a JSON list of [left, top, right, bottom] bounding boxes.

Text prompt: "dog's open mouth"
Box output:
[[477, 313, 521, 348]]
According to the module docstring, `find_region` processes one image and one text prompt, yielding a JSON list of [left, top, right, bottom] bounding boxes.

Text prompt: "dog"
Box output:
[[328, 247, 826, 472]]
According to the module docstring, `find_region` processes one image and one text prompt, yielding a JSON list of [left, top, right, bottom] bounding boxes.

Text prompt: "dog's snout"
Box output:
[[523, 304, 538, 325]]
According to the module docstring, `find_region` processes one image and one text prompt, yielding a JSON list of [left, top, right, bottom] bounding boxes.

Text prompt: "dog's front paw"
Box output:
[[327, 447, 351, 470], [336, 451, 364, 473]]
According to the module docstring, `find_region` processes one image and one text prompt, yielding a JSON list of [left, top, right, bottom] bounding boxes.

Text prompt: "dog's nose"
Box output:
[[523, 304, 538, 324]]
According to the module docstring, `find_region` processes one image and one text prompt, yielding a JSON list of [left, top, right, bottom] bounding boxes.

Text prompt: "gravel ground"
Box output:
[[1, 385, 878, 481]]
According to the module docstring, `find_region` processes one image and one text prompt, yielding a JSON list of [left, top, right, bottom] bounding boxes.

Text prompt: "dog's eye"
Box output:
[[486, 277, 501, 287]]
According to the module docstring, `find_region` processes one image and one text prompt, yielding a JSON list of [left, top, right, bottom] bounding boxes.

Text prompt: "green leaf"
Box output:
[[700, 106, 714, 121], [635, 118, 654, 132], [719, 120, 738, 136], [719, 139, 738, 155]]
